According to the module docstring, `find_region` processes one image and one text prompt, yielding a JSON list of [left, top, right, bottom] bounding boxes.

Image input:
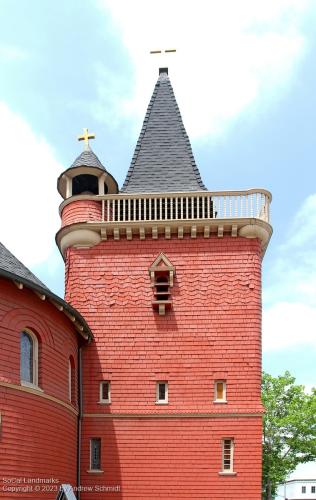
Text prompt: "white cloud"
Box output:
[[0, 45, 29, 62], [0, 102, 62, 268], [263, 193, 316, 352], [95, 0, 312, 138], [263, 302, 316, 351], [265, 194, 316, 308]]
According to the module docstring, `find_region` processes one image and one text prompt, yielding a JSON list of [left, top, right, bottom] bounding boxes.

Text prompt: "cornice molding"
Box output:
[[83, 412, 263, 419]]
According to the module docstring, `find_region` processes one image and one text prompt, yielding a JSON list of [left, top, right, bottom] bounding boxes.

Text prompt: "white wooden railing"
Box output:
[[99, 189, 271, 224]]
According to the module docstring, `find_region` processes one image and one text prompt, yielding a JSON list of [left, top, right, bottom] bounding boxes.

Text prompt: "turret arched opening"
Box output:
[[72, 173, 100, 196]]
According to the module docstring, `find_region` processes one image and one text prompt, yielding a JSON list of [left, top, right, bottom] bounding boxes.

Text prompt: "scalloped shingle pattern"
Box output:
[[65, 237, 263, 415], [121, 71, 207, 193]]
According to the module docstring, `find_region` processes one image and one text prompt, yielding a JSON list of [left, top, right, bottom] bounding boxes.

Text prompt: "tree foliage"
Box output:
[[262, 371, 316, 500]]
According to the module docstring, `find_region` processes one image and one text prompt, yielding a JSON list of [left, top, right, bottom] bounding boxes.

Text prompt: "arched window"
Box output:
[[68, 356, 75, 404], [20, 330, 38, 387]]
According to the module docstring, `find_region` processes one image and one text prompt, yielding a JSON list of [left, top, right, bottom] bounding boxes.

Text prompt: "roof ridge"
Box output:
[[122, 81, 159, 190]]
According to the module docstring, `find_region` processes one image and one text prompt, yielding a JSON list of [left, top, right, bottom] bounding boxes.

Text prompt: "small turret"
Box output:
[[57, 128, 118, 199], [57, 129, 118, 255]]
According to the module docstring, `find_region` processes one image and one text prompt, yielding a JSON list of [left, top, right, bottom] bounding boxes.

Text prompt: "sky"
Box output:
[[1, 0, 316, 395]]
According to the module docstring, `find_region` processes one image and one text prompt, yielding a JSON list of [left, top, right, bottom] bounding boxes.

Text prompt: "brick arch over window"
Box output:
[[2, 308, 54, 348]]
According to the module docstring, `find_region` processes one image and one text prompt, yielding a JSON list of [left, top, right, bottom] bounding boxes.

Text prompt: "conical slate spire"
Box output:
[[121, 69, 207, 193], [70, 149, 106, 171]]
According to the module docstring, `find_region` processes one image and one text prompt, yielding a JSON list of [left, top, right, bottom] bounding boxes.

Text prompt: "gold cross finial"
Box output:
[[78, 128, 95, 151], [150, 49, 176, 74], [150, 49, 176, 54]]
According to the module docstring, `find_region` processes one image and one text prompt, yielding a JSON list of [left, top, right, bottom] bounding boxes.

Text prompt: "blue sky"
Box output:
[[1, 0, 316, 392]]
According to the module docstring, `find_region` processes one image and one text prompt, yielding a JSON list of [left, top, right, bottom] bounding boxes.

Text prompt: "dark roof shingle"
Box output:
[[121, 70, 207, 193], [0, 242, 49, 290], [0, 242, 93, 340], [70, 149, 105, 170]]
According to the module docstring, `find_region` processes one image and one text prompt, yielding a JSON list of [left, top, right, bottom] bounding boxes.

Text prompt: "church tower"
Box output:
[[57, 68, 272, 499]]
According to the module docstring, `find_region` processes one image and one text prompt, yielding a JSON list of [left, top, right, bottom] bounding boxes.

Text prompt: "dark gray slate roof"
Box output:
[[121, 69, 207, 193], [0, 241, 93, 340], [70, 149, 105, 170], [0, 242, 49, 290]]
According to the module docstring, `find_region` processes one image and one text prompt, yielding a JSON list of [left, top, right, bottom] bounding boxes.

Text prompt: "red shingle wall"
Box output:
[[80, 416, 262, 500], [61, 200, 102, 227], [0, 279, 79, 498], [65, 235, 263, 499]]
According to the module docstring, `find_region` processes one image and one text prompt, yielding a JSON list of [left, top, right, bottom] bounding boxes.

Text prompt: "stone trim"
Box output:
[[0, 381, 78, 416], [57, 217, 272, 256], [82, 412, 262, 419]]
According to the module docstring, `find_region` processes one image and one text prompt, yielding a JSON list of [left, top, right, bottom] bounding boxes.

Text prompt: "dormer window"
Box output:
[[149, 253, 175, 316]]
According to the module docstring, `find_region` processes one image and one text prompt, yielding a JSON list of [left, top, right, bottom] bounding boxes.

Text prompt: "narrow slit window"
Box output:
[[68, 356, 75, 403], [156, 381, 168, 404], [99, 381, 111, 403], [68, 360, 72, 401], [90, 438, 101, 471], [215, 381, 226, 402], [20, 329, 38, 387], [222, 438, 234, 472]]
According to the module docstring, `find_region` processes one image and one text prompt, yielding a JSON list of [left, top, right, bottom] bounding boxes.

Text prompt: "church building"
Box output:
[[0, 68, 272, 499]]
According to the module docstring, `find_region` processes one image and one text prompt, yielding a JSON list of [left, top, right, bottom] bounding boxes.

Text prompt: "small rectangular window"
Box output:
[[156, 381, 168, 404], [312, 486, 316, 493], [90, 438, 101, 471], [222, 438, 234, 472], [215, 381, 226, 402], [302, 486, 306, 493], [99, 381, 111, 403]]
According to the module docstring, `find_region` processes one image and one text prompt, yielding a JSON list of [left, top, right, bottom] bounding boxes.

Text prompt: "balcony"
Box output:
[[58, 188, 272, 254]]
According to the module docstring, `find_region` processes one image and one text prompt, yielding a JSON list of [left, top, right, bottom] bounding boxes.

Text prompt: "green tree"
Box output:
[[262, 371, 316, 500]]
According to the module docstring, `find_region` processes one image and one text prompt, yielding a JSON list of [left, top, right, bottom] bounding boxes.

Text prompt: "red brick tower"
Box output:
[[57, 68, 272, 499]]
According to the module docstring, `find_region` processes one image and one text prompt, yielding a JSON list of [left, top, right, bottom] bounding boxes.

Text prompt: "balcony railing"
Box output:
[[99, 189, 271, 224], [57, 188, 272, 253]]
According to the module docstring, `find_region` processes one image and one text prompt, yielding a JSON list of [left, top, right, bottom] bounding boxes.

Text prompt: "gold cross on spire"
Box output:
[[78, 128, 95, 151], [150, 49, 176, 73], [150, 49, 176, 54]]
